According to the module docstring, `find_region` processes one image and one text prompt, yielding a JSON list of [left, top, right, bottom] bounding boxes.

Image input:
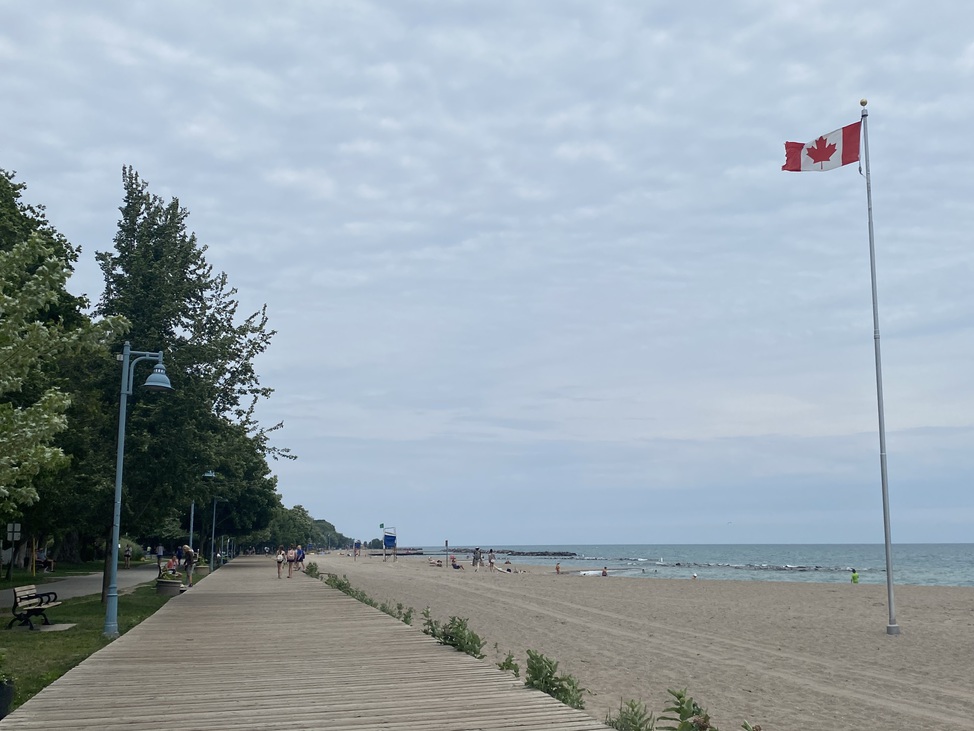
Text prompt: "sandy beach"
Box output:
[[307, 552, 974, 730]]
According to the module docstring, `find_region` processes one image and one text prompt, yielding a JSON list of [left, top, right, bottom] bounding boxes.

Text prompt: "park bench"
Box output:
[[8, 585, 62, 631]]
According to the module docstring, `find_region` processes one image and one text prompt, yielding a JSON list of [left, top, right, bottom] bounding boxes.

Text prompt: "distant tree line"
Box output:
[[0, 167, 345, 575]]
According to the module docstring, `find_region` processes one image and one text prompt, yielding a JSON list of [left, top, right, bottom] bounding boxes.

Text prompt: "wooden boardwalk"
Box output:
[[1, 557, 610, 730]]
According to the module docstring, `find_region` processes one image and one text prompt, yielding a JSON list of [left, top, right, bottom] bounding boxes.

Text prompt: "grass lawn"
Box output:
[[0, 584, 171, 711]]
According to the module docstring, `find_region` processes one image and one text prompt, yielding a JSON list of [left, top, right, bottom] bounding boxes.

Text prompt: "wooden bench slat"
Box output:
[[9, 584, 61, 631]]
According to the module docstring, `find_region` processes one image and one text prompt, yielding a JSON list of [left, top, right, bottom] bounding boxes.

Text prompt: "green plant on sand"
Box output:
[[497, 651, 520, 678], [420, 607, 485, 659], [323, 574, 415, 626], [656, 688, 760, 731], [524, 649, 585, 710], [605, 698, 656, 730]]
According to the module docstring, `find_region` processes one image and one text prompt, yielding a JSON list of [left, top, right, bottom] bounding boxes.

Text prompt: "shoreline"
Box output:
[[308, 552, 974, 731], [390, 543, 974, 587]]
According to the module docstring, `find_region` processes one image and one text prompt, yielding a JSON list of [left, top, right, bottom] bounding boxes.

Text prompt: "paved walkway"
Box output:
[[2, 562, 160, 607], [1, 556, 610, 730]]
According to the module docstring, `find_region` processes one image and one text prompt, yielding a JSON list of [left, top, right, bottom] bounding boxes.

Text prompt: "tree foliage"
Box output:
[[92, 167, 289, 540], [1, 166, 348, 565], [267, 504, 317, 547], [313, 518, 351, 549], [0, 171, 126, 519]]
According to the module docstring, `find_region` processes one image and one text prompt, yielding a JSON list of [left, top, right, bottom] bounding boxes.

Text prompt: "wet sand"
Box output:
[[307, 553, 974, 730]]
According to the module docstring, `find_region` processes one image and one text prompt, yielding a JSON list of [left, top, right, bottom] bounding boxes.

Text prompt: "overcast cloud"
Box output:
[[3, 1, 972, 545]]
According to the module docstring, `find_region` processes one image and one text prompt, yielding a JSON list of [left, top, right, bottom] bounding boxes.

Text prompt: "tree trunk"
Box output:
[[13, 542, 28, 569], [55, 530, 83, 563]]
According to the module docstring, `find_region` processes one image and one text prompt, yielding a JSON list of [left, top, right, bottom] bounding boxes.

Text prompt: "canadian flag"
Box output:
[[782, 121, 861, 172]]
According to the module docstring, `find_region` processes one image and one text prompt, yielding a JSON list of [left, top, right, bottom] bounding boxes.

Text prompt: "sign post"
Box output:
[[4, 523, 21, 581]]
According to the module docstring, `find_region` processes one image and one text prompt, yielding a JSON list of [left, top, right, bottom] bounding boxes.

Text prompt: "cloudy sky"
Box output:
[[4, 2, 972, 546]]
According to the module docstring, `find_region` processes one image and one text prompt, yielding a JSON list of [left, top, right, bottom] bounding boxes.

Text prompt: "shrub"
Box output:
[[497, 651, 520, 678], [607, 690, 759, 731], [605, 699, 656, 731], [524, 650, 586, 709], [658, 689, 712, 730], [323, 574, 415, 627], [440, 616, 485, 658], [325, 574, 377, 607], [421, 608, 485, 659], [422, 606, 440, 638], [305, 562, 320, 579], [660, 689, 763, 731]]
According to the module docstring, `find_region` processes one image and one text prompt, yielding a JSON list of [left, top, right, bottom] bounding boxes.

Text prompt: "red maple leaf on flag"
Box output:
[[806, 136, 837, 165]]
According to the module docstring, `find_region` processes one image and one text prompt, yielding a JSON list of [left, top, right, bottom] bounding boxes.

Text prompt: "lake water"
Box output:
[[423, 544, 974, 587]]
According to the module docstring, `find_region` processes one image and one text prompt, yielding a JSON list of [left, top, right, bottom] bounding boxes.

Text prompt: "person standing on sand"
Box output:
[[555, 562, 561, 575], [488, 549, 496, 572], [473, 547, 482, 572], [851, 568, 859, 584]]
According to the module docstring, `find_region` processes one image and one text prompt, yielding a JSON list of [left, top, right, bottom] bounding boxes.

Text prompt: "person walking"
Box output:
[[473, 547, 482, 572], [155, 543, 165, 576], [286, 544, 297, 578], [123, 545, 132, 569], [276, 545, 286, 578], [183, 545, 196, 587]]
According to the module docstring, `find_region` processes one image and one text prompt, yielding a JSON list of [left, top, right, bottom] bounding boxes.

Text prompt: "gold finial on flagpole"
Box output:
[[860, 98, 868, 107]]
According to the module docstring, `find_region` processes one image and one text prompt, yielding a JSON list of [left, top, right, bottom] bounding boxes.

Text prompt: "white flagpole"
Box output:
[[860, 99, 900, 635]]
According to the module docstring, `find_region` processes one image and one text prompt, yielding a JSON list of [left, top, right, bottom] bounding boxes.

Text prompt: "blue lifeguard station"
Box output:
[[382, 528, 397, 562]]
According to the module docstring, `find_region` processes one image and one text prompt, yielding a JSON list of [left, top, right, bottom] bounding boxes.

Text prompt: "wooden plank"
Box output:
[[1, 557, 609, 731]]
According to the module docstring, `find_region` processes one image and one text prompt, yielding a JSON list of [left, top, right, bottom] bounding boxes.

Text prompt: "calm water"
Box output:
[[424, 544, 974, 587]]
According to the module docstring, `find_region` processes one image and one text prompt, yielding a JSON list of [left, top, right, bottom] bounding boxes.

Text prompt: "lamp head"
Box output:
[[143, 363, 174, 392]]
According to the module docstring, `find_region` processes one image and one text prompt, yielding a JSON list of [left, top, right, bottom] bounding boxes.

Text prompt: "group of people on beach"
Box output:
[[467, 547, 498, 572], [275, 544, 306, 578], [446, 549, 525, 574]]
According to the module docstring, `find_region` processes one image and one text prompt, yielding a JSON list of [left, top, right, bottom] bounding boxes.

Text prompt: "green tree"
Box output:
[[0, 170, 126, 524], [267, 504, 317, 547], [313, 519, 350, 549], [93, 167, 291, 543]]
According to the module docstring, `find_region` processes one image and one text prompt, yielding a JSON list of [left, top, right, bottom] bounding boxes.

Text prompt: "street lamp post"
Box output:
[[105, 341, 173, 638], [188, 500, 195, 552]]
